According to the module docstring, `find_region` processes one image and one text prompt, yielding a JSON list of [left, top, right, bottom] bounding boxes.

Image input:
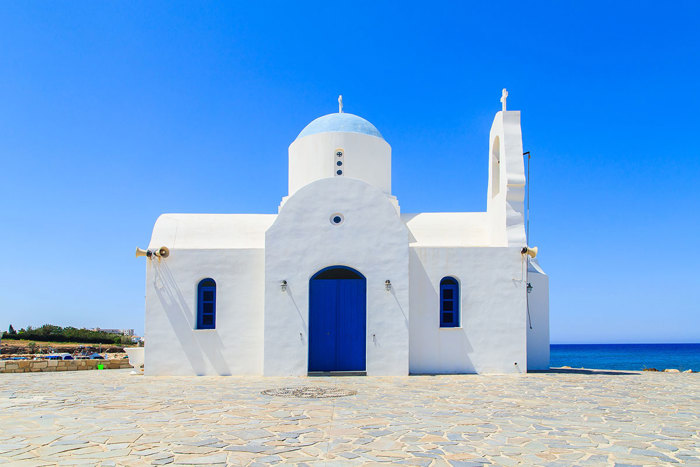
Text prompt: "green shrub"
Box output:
[[1, 324, 128, 345]]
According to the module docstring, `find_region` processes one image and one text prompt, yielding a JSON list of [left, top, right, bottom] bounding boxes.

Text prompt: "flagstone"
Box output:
[[171, 445, 218, 455], [396, 459, 434, 466], [131, 448, 162, 456], [150, 456, 174, 465], [172, 452, 228, 464], [51, 439, 88, 447], [0, 461, 52, 467], [1, 452, 37, 461], [0, 370, 698, 465], [0, 446, 34, 458], [85, 449, 132, 459], [106, 434, 142, 444], [57, 446, 104, 457], [420, 434, 449, 443], [36, 444, 89, 457], [56, 458, 101, 466]]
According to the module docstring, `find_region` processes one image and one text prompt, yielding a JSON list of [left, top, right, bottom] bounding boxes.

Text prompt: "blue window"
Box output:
[[197, 278, 216, 330], [440, 277, 459, 327]]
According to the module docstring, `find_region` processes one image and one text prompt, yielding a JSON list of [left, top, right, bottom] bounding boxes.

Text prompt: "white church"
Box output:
[[140, 92, 550, 376]]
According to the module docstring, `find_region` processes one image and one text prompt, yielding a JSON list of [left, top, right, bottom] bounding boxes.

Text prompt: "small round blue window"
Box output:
[[330, 213, 344, 225], [336, 161, 342, 166], [336, 170, 343, 175]]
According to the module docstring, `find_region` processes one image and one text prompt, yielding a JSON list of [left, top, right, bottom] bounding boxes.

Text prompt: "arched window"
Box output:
[[440, 277, 459, 328], [197, 278, 216, 330]]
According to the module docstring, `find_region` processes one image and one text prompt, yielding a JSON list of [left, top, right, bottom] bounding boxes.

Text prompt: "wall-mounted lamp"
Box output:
[[527, 282, 533, 294], [280, 280, 288, 292], [384, 280, 391, 291]]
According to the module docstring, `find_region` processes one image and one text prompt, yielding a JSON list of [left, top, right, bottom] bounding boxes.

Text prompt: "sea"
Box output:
[[550, 343, 700, 372]]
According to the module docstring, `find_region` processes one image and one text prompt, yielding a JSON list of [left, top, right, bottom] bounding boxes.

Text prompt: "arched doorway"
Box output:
[[309, 266, 366, 373]]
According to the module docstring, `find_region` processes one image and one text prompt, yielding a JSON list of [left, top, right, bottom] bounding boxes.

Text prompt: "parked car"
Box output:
[[75, 353, 104, 360], [45, 353, 74, 360]]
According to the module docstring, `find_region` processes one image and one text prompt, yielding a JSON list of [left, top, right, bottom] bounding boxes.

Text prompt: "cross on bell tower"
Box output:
[[500, 88, 508, 112]]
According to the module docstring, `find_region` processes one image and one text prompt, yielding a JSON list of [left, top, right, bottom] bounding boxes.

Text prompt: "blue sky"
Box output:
[[1, 2, 698, 343]]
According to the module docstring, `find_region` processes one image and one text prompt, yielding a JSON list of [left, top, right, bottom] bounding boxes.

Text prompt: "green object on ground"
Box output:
[[97, 364, 104, 370]]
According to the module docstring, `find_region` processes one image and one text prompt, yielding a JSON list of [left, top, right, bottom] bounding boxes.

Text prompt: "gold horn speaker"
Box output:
[[521, 246, 538, 258], [135, 247, 150, 258], [155, 246, 170, 258]]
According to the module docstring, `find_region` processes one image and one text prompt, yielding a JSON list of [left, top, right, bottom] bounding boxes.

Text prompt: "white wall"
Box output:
[[487, 111, 526, 247], [409, 246, 528, 374], [144, 249, 265, 376], [264, 177, 409, 376], [526, 260, 550, 370], [402, 212, 490, 247], [149, 214, 275, 250], [288, 132, 391, 196]]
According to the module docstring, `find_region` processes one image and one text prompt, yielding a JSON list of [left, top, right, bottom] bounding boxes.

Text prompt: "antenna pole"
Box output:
[[524, 151, 531, 243]]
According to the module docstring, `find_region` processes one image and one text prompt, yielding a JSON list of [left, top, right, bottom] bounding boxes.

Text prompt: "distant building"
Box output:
[[141, 95, 549, 376], [92, 328, 134, 337]]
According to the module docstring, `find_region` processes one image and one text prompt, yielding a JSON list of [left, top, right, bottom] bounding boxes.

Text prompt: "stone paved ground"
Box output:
[[0, 369, 698, 466]]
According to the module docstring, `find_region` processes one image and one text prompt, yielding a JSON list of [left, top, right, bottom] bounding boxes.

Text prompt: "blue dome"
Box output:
[[297, 113, 383, 140]]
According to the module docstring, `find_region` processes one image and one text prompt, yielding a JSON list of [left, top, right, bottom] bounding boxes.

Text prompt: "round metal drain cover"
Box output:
[[261, 386, 357, 399]]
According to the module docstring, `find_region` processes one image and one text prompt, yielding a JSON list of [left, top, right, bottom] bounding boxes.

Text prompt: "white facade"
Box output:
[[143, 106, 550, 376]]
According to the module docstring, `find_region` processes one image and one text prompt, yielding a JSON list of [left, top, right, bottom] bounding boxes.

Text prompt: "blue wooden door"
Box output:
[[309, 270, 366, 372], [309, 280, 337, 371], [335, 278, 366, 370]]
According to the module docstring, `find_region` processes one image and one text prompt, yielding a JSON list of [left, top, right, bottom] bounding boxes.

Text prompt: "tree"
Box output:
[[8, 324, 16, 335], [1, 323, 128, 345]]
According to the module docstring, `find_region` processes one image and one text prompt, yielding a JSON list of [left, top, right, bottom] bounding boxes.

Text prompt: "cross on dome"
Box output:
[[338, 95, 343, 113]]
